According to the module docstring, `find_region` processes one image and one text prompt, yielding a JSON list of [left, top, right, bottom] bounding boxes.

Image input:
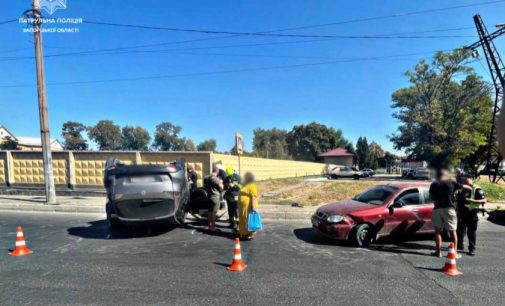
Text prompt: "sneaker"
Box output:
[[431, 251, 442, 258], [456, 253, 462, 259], [468, 250, 476, 256]]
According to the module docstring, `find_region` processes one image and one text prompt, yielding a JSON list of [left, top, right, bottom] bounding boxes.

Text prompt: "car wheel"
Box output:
[[350, 224, 373, 247], [331, 174, 338, 180], [353, 174, 360, 180], [106, 202, 121, 230]]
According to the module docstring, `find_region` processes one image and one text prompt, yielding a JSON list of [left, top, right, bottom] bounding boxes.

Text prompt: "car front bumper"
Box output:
[[311, 215, 353, 240]]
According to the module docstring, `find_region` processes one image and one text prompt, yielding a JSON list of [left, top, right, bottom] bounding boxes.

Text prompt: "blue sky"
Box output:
[[1, 0, 505, 153]]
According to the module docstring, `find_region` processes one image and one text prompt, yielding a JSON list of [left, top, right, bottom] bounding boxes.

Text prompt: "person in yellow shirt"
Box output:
[[238, 172, 259, 240]]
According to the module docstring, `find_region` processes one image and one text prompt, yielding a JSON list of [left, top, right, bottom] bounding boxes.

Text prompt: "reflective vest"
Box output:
[[465, 185, 482, 211]]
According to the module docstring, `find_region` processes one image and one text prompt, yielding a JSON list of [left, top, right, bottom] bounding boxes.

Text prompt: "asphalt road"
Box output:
[[0, 212, 504, 305]]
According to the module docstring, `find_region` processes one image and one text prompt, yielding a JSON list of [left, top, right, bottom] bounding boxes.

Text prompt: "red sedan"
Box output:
[[311, 182, 434, 246]]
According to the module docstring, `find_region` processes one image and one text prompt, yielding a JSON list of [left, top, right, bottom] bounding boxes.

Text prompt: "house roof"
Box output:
[[16, 137, 63, 148], [319, 148, 355, 157], [0, 125, 17, 140]]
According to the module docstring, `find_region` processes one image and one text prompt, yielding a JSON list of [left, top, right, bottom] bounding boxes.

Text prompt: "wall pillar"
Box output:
[[5, 151, 13, 187], [135, 151, 142, 164], [68, 151, 76, 189]]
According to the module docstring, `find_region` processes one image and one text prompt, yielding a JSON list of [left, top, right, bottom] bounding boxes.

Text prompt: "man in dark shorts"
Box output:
[[429, 170, 470, 257], [204, 167, 223, 231], [456, 177, 487, 256]]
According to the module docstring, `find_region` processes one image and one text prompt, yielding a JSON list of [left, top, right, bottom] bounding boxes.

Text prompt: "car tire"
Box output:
[[106, 202, 121, 230], [331, 174, 338, 180], [350, 223, 373, 247], [353, 174, 360, 180]]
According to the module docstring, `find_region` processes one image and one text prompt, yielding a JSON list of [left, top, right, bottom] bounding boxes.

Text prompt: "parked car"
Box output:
[[311, 182, 434, 246], [361, 168, 375, 177], [413, 167, 432, 180], [103, 158, 190, 230], [327, 166, 363, 180], [401, 169, 415, 179]]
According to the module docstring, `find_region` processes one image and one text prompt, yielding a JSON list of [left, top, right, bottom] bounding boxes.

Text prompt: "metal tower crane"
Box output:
[[465, 14, 505, 182]]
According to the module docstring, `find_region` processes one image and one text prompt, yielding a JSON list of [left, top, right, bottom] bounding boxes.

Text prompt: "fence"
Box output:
[[0, 150, 325, 188], [213, 154, 326, 181]]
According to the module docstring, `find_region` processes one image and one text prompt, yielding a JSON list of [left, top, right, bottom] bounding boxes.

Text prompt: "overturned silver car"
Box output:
[[103, 158, 190, 230]]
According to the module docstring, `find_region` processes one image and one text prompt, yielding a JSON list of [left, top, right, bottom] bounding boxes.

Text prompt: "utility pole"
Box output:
[[32, 0, 57, 204], [465, 14, 505, 182]]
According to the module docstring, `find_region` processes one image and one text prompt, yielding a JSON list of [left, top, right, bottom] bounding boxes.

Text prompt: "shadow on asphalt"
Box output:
[[293, 228, 347, 246], [67, 219, 237, 240], [182, 221, 237, 240], [487, 211, 505, 226], [294, 227, 435, 256], [67, 220, 176, 240]]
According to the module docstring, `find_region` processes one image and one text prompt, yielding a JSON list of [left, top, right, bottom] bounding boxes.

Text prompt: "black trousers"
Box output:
[[457, 213, 478, 251], [227, 201, 238, 227]]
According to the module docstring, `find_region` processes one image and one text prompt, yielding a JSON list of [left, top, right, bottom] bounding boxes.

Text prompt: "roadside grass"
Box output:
[[478, 182, 505, 202], [262, 181, 378, 206], [259, 179, 505, 206], [256, 177, 307, 196]]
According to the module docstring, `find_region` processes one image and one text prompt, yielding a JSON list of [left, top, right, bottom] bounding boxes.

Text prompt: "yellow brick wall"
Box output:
[[0, 159, 5, 184], [73, 152, 136, 186], [11, 152, 69, 185], [0, 151, 321, 187], [213, 154, 325, 181]]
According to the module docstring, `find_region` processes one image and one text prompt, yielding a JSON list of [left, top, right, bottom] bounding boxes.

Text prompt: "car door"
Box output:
[[418, 187, 434, 232], [382, 188, 425, 236], [341, 167, 352, 177]]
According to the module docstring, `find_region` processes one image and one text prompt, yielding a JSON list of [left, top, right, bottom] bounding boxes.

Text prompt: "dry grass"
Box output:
[[255, 177, 307, 197], [262, 181, 379, 206]]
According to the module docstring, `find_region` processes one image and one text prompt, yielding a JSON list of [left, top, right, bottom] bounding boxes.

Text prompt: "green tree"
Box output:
[[368, 141, 384, 169], [61, 121, 88, 151], [355, 137, 370, 169], [178, 138, 196, 151], [379, 151, 398, 171], [197, 138, 217, 152], [0, 136, 18, 150], [152, 122, 195, 151], [252, 128, 290, 159], [390, 50, 493, 169], [121, 126, 151, 151], [152, 122, 182, 151], [87, 120, 121, 150], [287, 122, 352, 162]]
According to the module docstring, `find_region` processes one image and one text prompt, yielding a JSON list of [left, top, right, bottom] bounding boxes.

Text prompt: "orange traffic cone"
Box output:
[[441, 243, 462, 276], [227, 238, 247, 272], [9, 226, 33, 257]]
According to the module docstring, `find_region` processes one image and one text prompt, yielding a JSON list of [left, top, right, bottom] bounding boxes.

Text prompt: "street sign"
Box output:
[[235, 133, 244, 155]]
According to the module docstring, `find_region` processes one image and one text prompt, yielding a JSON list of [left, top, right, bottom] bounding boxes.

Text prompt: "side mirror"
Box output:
[[393, 199, 405, 208]]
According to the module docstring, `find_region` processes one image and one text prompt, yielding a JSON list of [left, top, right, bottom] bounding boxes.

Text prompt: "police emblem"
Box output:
[[40, 0, 67, 15]]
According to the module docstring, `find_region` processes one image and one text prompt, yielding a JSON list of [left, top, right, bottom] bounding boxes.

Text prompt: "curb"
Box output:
[[0, 204, 314, 222]]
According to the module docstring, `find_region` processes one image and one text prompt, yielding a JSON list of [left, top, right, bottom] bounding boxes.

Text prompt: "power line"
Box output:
[[0, 24, 477, 60], [0, 19, 17, 25], [0, 51, 447, 88], [71, 1, 500, 54], [0, 25, 477, 62], [262, 0, 505, 32], [83, 19, 475, 39], [82, 0, 504, 36]]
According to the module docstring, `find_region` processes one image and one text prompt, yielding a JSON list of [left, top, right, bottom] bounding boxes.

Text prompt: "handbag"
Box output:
[[247, 210, 263, 231]]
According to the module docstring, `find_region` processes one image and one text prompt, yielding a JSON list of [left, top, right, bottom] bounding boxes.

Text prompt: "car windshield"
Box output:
[[353, 186, 396, 205]]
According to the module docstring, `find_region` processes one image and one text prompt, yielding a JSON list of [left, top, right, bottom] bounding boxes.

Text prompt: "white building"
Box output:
[[0, 125, 64, 151]]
